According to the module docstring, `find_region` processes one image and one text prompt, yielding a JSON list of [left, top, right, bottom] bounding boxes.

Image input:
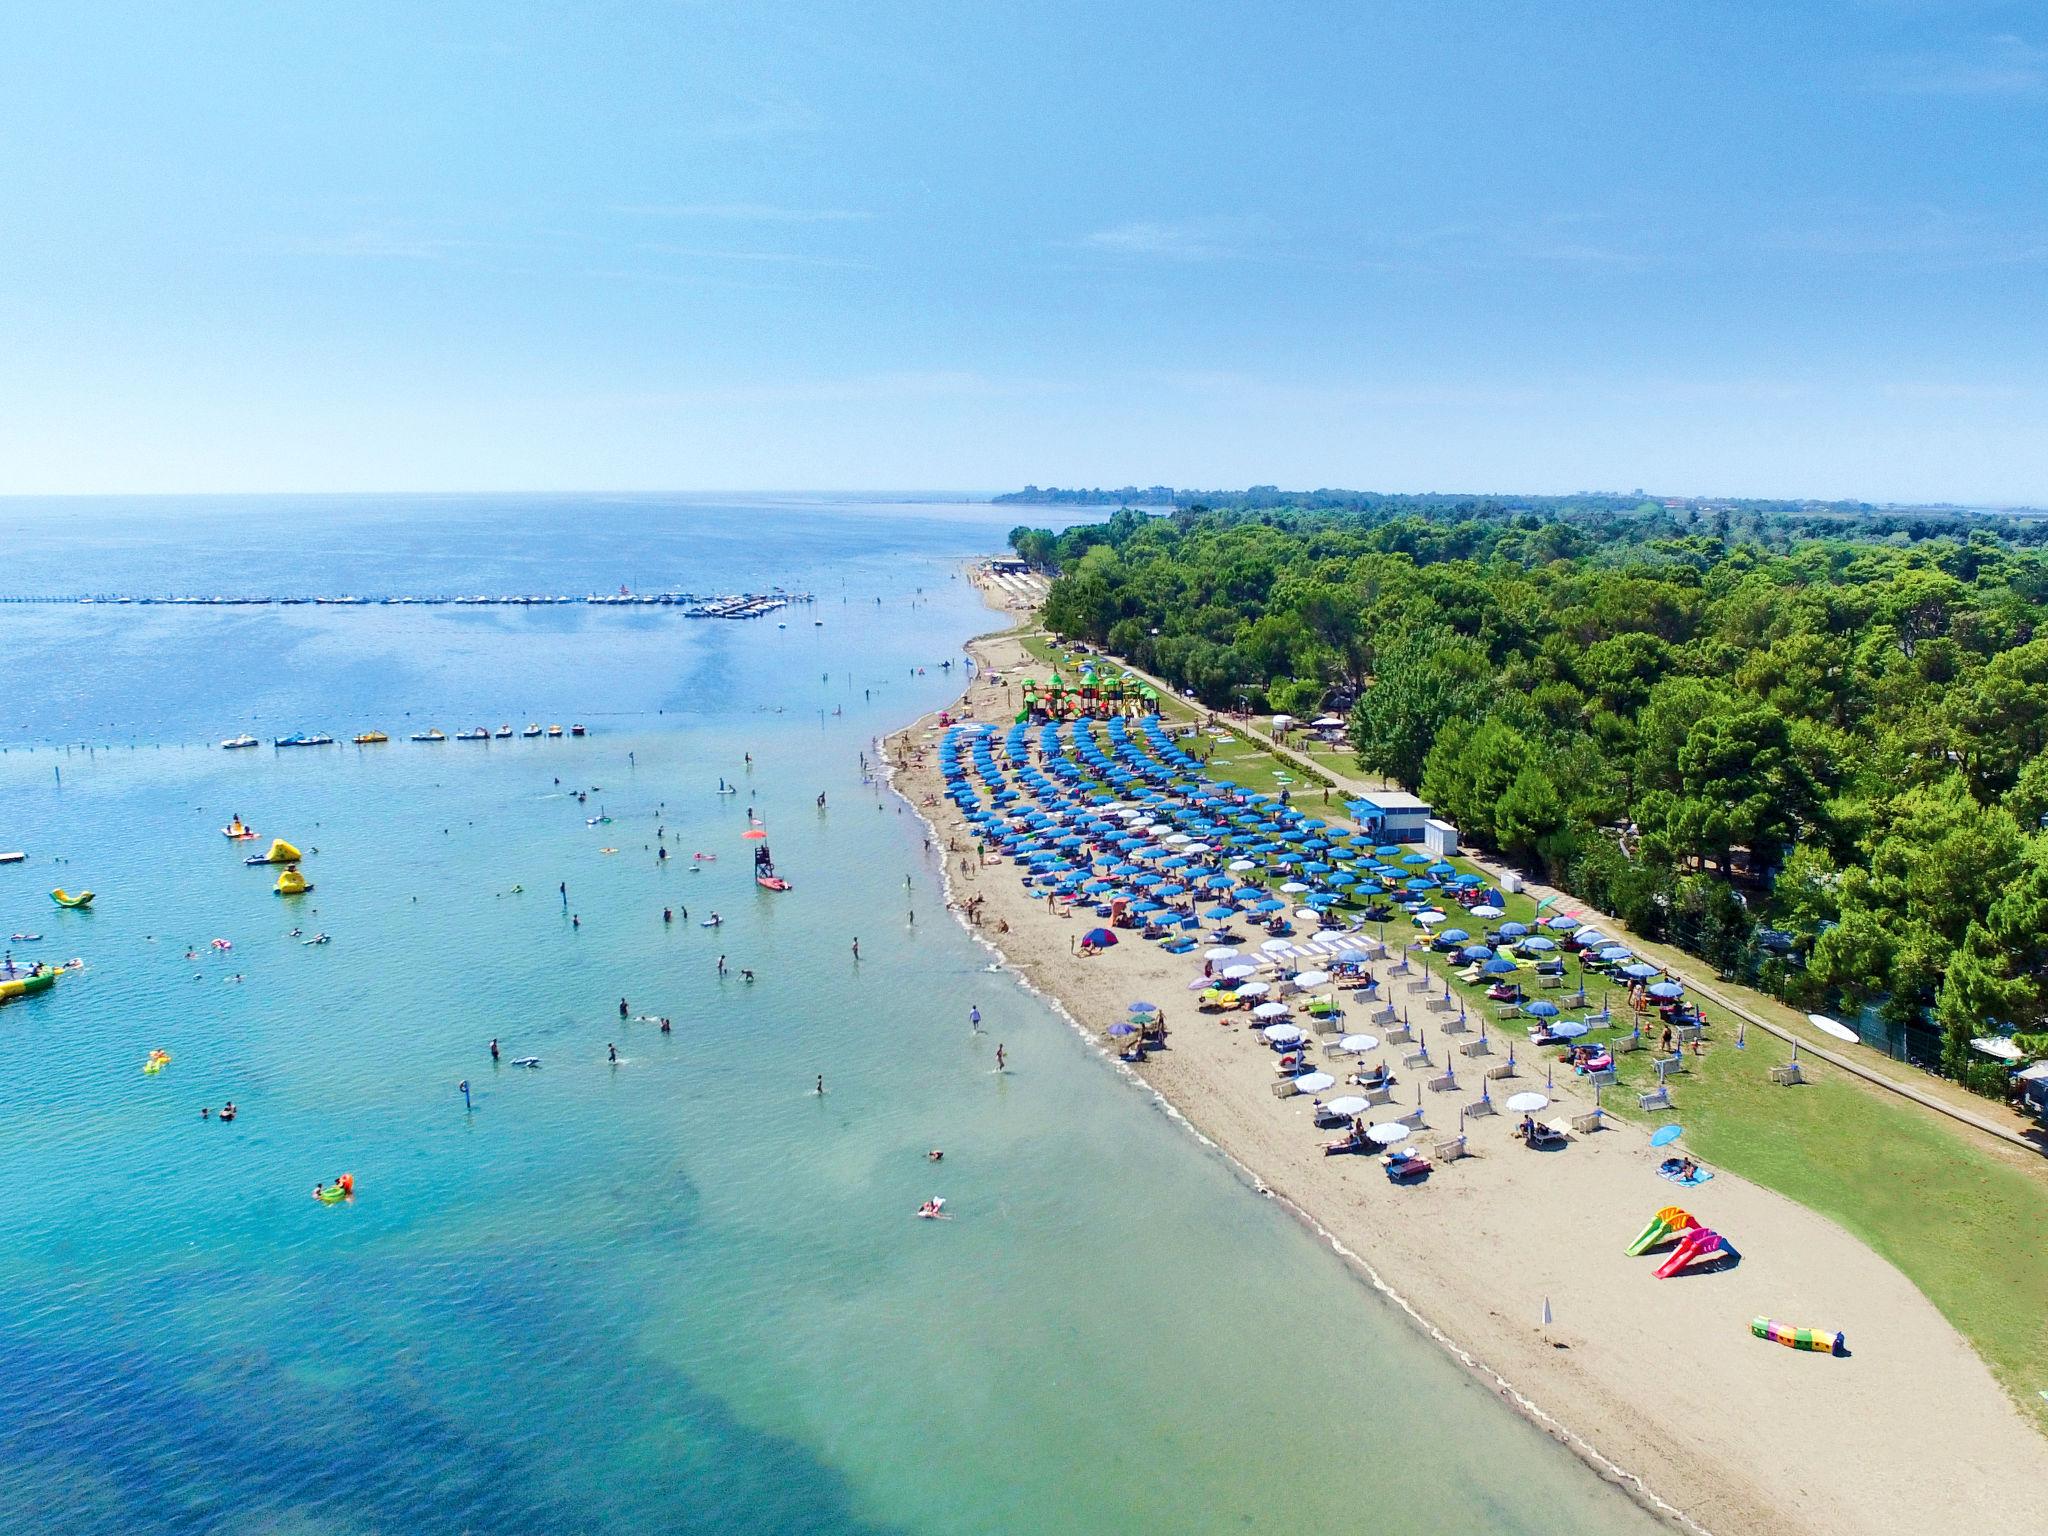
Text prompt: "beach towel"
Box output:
[[1656, 1159, 1714, 1186]]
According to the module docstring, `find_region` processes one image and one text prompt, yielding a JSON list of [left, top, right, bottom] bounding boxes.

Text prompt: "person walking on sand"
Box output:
[[995, 1043, 1006, 1072], [970, 1004, 982, 1033]]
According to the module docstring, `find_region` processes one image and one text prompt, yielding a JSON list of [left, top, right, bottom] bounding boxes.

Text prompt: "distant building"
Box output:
[[1423, 818, 1459, 857], [987, 557, 1030, 575]]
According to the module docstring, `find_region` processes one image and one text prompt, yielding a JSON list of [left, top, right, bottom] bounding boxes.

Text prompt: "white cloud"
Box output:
[[1862, 34, 2046, 97]]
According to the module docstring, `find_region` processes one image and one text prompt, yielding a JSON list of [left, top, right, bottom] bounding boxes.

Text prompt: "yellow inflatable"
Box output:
[[144, 1049, 171, 1074], [49, 889, 94, 909], [262, 839, 302, 864], [274, 864, 312, 896]]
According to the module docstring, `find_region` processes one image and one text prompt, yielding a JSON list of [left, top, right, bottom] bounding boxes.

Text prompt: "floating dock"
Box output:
[[0, 590, 812, 615]]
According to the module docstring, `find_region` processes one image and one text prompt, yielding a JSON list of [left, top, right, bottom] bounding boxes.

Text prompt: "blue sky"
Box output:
[[3, 2, 2045, 501]]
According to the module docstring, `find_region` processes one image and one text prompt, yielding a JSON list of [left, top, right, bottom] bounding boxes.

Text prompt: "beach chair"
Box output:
[[1770, 1061, 1806, 1086], [1397, 1106, 1425, 1127], [1494, 1003, 1522, 1020], [1405, 977, 1432, 996], [1433, 1134, 1468, 1162], [1539, 972, 1565, 989], [1531, 1119, 1572, 1148], [1675, 1023, 1702, 1044], [1464, 1095, 1496, 1118], [1638, 1085, 1673, 1111], [1611, 1033, 1643, 1054], [1459, 1036, 1493, 1057], [1425, 995, 1454, 1014], [1375, 1010, 1402, 1032], [1361, 1084, 1395, 1107], [1485, 1061, 1517, 1081], [1654, 1054, 1685, 1082], [1439, 1011, 1467, 1033], [1426, 1069, 1458, 1093], [1271, 1078, 1302, 1099], [1586, 1067, 1618, 1088], [1570, 1109, 1606, 1134], [1402, 1045, 1431, 1068]]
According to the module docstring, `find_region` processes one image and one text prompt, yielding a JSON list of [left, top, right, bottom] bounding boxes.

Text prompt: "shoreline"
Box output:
[[880, 565, 2048, 1536]]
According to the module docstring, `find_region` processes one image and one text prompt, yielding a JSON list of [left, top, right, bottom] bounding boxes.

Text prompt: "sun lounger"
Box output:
[[1586, 1066, 1618, 1088], [1397, 1106, 1425, 1127], [1361, 1084, 1395, 1106], [1383, 1152, 1431, 1182], [1380, 1016, 1408, 1038], [1401, 1044, 1430, 1067], [1439, 1010, 1467, 1032], [1639, 1085, 1673, 1111], [1272, 1078, 1302, 1099], [1464, 1095, 1496, 1118], [1611, 1033, 1643, 1054], [1459, 1036, 1492, 1057], [1770, 1061, 1806, 1086], [1424, 995, 1454, 1014], [1675, 1023, 1702, 1043], [1570, 1109, 1606, 1134], [1654, 1054, 1685, 1082], [1494, 1002, 1522, 1019], [1541, 1117, 1575, 1141], [1433, 1134, 1468, 1162], [1426, 1070, 1458, 1093], [1484, 1060, 1517, 1080]]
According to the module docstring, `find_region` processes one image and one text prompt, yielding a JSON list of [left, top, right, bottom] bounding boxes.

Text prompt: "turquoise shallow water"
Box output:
[[0, 496, 1663, 1534]]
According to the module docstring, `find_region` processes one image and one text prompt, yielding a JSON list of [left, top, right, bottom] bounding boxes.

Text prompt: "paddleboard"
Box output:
[[1807, 1013, 1859, 1044]]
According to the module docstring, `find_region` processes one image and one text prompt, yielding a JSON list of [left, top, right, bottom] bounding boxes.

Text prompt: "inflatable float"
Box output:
[[246, 838, 301, 865], [274, 865, 312, 896], [143, 1049, 171, 1075], [0, 970, 57, 1005], [49, 889, 94, 909], [314, 1173, 355, 1203], [1751, 1317, 1843, 1354], [916, 1198, 948, 1219], [222, 818, 257, 840]]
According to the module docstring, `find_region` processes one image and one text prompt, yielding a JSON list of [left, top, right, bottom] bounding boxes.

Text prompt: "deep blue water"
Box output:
[[0, 495, 1661, 1535]]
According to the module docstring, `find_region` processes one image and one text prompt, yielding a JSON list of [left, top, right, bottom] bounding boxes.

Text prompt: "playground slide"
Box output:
[[1655, 1228, 1724, 1278], [1626, 1205, 1695, 1257]]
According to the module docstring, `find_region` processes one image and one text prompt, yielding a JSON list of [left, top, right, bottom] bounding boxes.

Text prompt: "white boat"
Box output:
[[523, 723, 542, 738], [220, 734, 259, 750], [495, 724, 513, 738], [456, 727, 489, 741]]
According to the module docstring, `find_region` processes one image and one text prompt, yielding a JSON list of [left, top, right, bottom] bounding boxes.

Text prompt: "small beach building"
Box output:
[[1351, 790, 1431, 842], [1422, 818, 1459, 857]]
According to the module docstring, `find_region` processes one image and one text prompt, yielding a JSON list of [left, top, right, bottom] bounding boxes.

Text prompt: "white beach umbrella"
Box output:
[[1293, 1071, 1335, 1093], [1204, 946, 1239, 960], [1414, 909, 1446, 925], [1366, 1121, 1411, 1145], [1295, 907, 1324, 924], [1183, 842, 1212, 854], [1252, 1001, 1291, 1018], [1471, 904, 1505, 919], [1293, 968, 1331, 988], [1228, 858, 1257, 872], [1505, 1092, 1550, 1114], [1336, 1033, 1380, 1053], [1324, 1095, 1370, 1118], [1222, 963, 1258, 980], [1236, 980, 1272, 997], [1261, 1023, 1305, 1044], [1164, 832, 1191, 845], [1279, 881, 1311, 893], [1260, 938, 1296, 955]]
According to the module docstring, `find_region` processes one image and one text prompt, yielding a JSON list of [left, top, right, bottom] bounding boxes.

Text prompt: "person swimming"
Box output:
[[608, 1043, 618, 1064]]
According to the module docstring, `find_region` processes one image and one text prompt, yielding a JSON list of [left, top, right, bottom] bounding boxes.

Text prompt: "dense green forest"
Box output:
[[1012, 501, 2048, 1091]]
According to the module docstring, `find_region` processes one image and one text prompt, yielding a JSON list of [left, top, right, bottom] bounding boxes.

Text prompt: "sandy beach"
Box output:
[[883, 570, 2048, 1536]]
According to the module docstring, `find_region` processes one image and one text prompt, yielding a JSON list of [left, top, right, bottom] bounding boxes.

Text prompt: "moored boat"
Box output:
[[546, 724, 564, 737], [274, 733, 334, 747], [495, 724, 513, 738], [220, 734, 259, 750], [570, 723, 587, 737], [456, 727, 489, 740], [411, 728, 447, 742], [354, 730, 388, 744], [523, 722, 542, 737]]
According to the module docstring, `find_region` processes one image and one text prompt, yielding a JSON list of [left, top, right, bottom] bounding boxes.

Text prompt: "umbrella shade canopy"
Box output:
[[1366, 1121, 1411, 1145], [1236, 980, 1272, 997], [1647, 981, 1685, 999], [1550, 1021, 1590, 1039], [1293, 969, 1331, 987], [1128, 1001, 1160, 1012], [1083, 928, 1117, 946], [1520, 936, 1557, 952], [1525, 999, 1561, 1017], [1622, 963, 1660, 980], [1336, 1033, 1380, 1053], [1324, 1095, 1370, 1118], [1253, 1001, 1292, 1019], [1499, 922, 1529, 937], [1292, 1071, 1335, 1093], [1261, 1023, 1305, 1043], [1545, 916, 1580, 931], [1204, 946, 1239, 960], [1221, 963, 1258, 979], [1483, 957, 1520, 974], [1107, 1022, 1138, 1037], [1439, 928, 1470, 943], [1650, 1124, 1684, 1147], [1505, 1091, 1550, 1113], [1279, 881, 1311, 894], [1414, 909, 1446, 925], [1228, 859, 1258, 871], [1471, 904, 1505, 918], [1260, 939, 1296, 954]]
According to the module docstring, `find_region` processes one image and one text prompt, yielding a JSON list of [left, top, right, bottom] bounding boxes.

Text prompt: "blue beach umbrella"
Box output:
[[1647, 981, 1685, 999], [1525, 999, 1561, 1018], [1622, 963, 1659, 980], [1650, 1124, 1684, 1147]]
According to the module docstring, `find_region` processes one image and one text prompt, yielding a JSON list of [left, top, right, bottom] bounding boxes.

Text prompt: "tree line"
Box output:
[[1013, 500, 2048, 1091]]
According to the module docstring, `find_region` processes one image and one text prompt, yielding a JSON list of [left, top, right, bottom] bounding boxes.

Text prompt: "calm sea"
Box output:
[[0, 495, 1661, 1535]]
